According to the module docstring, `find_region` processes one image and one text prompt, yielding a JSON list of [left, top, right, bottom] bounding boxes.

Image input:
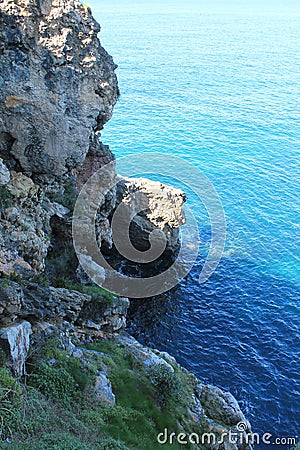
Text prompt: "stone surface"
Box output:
[[22, 283, 91, 322], [0, 0, 118, 182], [197, 383, 251, 430], [0, 173, 50, 275], [0, 320, 32, 376], [94, 371, 115, 406], [119, 333, 252, 450], [78, 294, 130, 333], [116, 333, 174, 372], [116, 176, 186, 255], [0, 280, 23, 325], [0, 158, 10, 186], [0, 279, 91, 324]]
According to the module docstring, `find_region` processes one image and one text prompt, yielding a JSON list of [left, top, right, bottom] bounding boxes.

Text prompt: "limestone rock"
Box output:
[[94, 371, 115, 406], [0, 280, 23, 326], [6, 172, 38, 198], [0, 173, 50, 275], [22, 283, 91, 322], [0, 320, 32, 376], [116, 176, 186, 255], [0, 159, 10, 186], [0, 0, 118, 182], [197, 383, 251, 430], [118, 333, 252, 450], [116, 333, 174, 372], [0, 280, 91, 324], [188, 384, 253, 450], [79, 294, 130, 333]]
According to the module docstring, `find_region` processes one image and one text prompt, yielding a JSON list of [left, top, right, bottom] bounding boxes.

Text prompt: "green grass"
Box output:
[[0, 337, 200, 449]]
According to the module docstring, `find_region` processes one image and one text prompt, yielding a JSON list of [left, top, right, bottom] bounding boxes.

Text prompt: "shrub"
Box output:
[[99, 437, 129, 450], [46, 179, 77, 210], [0, 367, 22, 397], [148, 364, 183, 407], [30, 363, 76, 406]]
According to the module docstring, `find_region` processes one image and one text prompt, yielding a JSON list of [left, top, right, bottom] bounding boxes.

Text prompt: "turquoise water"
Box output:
[[89, 1, 299, 446]]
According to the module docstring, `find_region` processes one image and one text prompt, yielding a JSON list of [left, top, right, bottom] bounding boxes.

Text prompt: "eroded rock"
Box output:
[[94, 371, 115, 407], [0, 159, 10, 186], [197, 383, 251, 430], [0, 320, 32, 376], [116, 176, 186, 255], [0, 279, 91, 324], [0, 0, 119, 183], [116, 333, 174, 372]]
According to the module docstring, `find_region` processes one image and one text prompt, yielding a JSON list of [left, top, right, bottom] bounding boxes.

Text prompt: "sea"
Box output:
[[88, 1, 299, 447]]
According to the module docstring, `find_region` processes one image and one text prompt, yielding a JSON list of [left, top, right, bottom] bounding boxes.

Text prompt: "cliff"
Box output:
[[0, 1, 252, 449]]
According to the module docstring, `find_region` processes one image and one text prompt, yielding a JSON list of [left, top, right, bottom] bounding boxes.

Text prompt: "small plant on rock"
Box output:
[[148, 363, 183, 408]]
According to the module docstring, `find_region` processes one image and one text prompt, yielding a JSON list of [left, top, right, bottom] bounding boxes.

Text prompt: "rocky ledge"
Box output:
[[0, 0, 252, 448]]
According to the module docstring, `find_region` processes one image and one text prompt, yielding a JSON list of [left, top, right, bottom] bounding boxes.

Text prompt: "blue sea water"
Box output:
[[89, 1, 299, 447]]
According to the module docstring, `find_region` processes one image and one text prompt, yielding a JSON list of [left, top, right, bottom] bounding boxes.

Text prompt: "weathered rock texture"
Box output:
[[94, 371, 116, 407], [116, 176, 186, 255], [0, 0, 118, 182], [0, 171, 51, 275], [0, 320, 32, 376], [0, 279, 129, 333]]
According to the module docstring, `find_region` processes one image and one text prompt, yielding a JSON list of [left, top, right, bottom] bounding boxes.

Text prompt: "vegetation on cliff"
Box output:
[[0, 337, 197, 449]]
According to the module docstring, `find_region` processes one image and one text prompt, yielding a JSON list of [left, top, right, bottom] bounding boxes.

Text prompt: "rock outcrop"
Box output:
[[94, 371, 116, 407], [0, 171, 51, 275], [0, 0, 118, 183], [116, 176, 186, 256], [0, 320, 32, 376], [0, 0, 119, 277], [113, 334, 252, 450]]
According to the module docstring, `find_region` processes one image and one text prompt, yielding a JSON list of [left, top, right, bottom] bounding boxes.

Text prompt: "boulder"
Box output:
[[0, 320, 32, 376], [197, 383, 251, 430], [94, 371, 115, 406], [116, 176, 186, 256], [0, 159, 10, 186], [116, 333, 174, 372]]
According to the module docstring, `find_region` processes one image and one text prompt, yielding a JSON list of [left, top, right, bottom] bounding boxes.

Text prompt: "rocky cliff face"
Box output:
[[0, 0, 118, 182], [0, 0, 119, 277], [0, 0, 186, 347]]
